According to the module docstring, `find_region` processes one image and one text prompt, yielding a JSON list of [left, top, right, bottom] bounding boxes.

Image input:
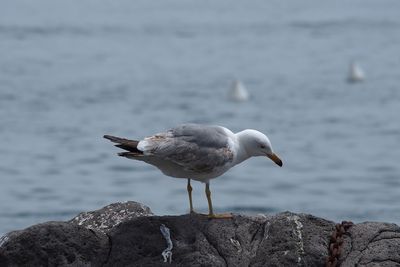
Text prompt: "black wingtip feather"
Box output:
[[115, 144, 141, 153], [118, 152, 141, 158], [104, 134, 142, 154], [104, 135, 119, 142]]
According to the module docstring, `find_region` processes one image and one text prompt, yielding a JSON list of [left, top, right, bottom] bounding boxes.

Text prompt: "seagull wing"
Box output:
[[139, 124, 234, 173]]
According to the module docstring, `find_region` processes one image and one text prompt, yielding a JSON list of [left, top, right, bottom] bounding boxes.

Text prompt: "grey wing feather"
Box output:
[[169, 124, 229, 147], [145, 124, 234, 173]]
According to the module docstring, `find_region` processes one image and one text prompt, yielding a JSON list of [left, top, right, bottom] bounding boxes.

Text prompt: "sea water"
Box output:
[[1, 0, 400, 235]]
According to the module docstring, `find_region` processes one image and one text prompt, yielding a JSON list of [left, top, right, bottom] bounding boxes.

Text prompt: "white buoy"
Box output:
[[348, 62, 365, 83], [228, 80, 249, 102]]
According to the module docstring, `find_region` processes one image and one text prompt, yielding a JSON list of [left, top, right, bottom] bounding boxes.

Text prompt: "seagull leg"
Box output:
[[205, 182, 232, 219], [205, 182, 214, 216], [187, 179, 195, 214]]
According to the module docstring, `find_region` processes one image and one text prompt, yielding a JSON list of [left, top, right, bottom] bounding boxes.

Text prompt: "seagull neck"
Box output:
[[233, 131, 252, 165]]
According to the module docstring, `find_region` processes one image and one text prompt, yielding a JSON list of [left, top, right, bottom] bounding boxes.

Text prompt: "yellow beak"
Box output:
[[267, 153, 283, 167]]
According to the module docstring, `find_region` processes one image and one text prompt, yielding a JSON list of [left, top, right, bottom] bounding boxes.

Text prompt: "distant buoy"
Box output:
[[228, 80, 249, 102], [348, 62, 365, 83]]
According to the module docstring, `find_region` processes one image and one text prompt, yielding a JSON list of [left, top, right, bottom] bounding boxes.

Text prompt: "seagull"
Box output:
[[228, 80, 249, 102], [348, 61, 365, 83], [104, 124, 282, 219]]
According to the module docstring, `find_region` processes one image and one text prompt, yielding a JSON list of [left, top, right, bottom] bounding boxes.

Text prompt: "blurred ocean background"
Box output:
[[1, 0, 400, 235]]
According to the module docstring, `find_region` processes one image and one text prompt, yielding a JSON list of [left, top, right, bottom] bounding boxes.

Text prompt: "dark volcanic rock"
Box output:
[[105, 212, 333, 267], [340, 222, 400, 267], [1, 201, 400, 267], [0, 222, 109, 267], [69, 201, 153, 234]]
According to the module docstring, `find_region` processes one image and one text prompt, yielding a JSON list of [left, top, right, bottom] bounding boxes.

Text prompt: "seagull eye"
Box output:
[[260, 144, 266, 149]]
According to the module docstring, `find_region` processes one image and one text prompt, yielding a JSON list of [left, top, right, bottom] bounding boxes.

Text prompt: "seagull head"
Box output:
[[237, 129, 283, 167]]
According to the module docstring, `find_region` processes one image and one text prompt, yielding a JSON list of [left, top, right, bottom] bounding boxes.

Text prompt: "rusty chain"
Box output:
[[325, 221, 353, 267]]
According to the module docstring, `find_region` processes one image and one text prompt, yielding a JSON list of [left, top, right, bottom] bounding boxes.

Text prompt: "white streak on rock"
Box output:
[[230, 238, 242, 252], [160, 224, 173, 263], [264, 222, 271, 240], [287, 215, 304, 265], [0, 234, 9, 247], [284, 250, 289, 256]]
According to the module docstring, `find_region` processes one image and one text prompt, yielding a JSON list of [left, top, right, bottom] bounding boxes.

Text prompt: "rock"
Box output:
[[0, 222, 109, 267], [105, 212, 333, 267], [69, 201, 153, 234], [1, 201, 400, 267], [340, 222, 400, 267]]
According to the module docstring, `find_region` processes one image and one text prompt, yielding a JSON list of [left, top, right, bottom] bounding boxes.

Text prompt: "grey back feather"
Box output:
[[144, 124, 234, 173]]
